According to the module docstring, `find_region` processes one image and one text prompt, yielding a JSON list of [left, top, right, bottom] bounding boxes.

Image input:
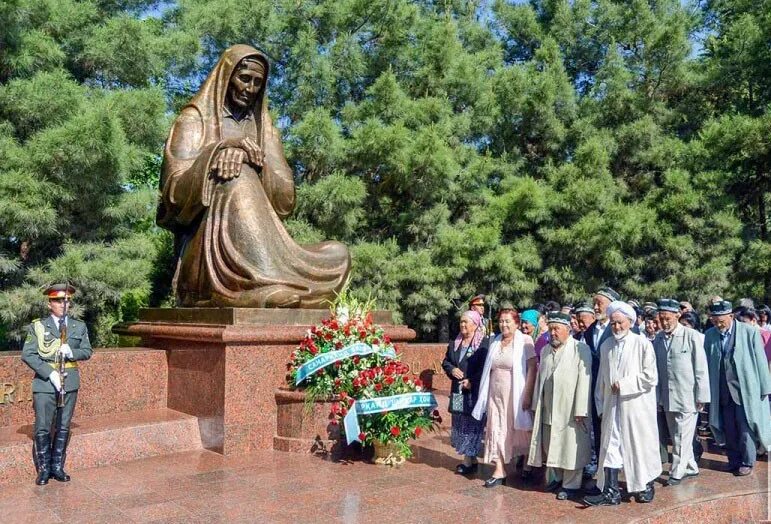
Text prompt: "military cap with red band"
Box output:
[[44, 284, 76, 299]]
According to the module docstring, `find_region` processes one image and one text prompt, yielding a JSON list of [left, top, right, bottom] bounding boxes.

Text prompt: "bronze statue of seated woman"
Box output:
[[157, 44, 350, 308]]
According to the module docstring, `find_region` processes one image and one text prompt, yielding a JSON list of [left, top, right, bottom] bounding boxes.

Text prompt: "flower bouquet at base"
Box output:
[[286, 298, 395, 404], [329, 360, 442, 462]]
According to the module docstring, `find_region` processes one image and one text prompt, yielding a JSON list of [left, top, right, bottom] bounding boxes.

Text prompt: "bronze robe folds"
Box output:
[[158, 45, 350, 307]]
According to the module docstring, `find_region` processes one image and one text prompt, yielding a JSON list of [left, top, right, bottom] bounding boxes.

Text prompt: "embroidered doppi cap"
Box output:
[[657, 298, 680, 313], [595, 286, 620, 302], [469, 294, 485, 306], [574, 300, 594, 315], [643, 301, 658, 312], [546, 311, 571, 326], [44, 283, 76, 299], [708, 299, 733, 316]]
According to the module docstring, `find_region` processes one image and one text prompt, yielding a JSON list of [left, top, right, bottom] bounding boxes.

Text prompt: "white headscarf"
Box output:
[[606, 300, 637, 325]]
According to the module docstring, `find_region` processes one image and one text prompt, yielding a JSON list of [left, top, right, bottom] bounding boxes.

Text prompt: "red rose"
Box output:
[[390, 426, 400, 437], [358, 432, 366, 441], [324, 332, 333, 341], [330, 320, 338, 330], [359, 330, 367, 339], [339, 391, 348, 399], [340, 406, 347, 416], [372, 338, 379, 345], [344, 326, 351, 336], [334, 378, 341, 387], [414, 427, 422, 437], [375, 383, 383, 392], [353, 356, 360, 365], [414, 379, 423, 388], [384, 335, 391, 344], [335, 341, 343, 349], [402, 376, 409, 383], [384, 376, 394, 385]]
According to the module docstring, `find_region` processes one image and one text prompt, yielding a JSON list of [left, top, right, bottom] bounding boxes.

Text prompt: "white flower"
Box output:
[[337, 306, 350, 324]]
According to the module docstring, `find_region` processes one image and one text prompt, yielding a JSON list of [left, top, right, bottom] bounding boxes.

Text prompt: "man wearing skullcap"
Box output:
[[528, 312, 592, 501], [704, 300, 771, 476], [21, 284, 93, 485], [573, 301, 595, 345], [584, 301, 660, 505], [653, 299, 710, 486], [583, 287, 620, 477]]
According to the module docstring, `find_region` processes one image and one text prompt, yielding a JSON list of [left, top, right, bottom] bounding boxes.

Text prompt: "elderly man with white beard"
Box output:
[[528, 312, 592, 501], [653, 298, 710, 486], [584, 301, 661, 506]]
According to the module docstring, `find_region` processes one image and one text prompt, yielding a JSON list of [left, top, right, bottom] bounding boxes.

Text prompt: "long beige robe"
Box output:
[[595, 332, 662, 493], [528, 338, 592, 470]]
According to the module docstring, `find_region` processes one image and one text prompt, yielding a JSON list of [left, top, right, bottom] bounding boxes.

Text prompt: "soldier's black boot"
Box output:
[[50, 429, 71, 482], [583, 468, 621, 506], [34, 434, 51, 486], [634, 481, 655, 503]]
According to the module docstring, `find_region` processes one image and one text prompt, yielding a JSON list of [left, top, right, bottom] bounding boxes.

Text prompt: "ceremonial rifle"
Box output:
[[55, 296, 69, 408]]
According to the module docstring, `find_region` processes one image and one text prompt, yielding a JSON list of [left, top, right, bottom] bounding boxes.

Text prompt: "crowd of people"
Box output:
[[442, 290, 771, 506]]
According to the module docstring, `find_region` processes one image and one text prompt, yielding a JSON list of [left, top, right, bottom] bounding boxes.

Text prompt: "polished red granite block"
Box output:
[[116, 319, 420, 455], [0, 408, 201, 485], [397, 342, 449, 392], [0, 348, 167, 427], [273, 388, 341, 455]]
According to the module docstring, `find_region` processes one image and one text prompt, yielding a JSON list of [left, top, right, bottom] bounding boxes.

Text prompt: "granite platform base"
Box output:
[[0, 408, 202, 485], [114, 308, 425, 456]]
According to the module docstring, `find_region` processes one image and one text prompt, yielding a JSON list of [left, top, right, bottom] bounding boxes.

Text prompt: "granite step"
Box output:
[[0, 407, 202, 485]]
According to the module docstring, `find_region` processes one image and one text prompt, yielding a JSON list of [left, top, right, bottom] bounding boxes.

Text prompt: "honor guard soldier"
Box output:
[[21, 284, 92, 485]]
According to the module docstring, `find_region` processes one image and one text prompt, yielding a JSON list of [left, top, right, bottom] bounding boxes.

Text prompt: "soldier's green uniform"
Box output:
[[21, 285, 92, 485]]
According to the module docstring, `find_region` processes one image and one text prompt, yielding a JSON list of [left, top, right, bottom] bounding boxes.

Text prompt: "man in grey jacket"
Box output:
[[653, 298, 710, 485], [21, 284, 93, 485]]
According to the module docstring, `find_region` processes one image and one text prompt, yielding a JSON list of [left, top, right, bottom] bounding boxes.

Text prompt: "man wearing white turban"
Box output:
[[584, 301, 661, 506]]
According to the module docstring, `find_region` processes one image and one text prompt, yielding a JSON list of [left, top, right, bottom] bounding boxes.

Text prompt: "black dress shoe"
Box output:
[[666, 476, 681, 486], [556, 488, 577, 500], [545, 480, 561, 492], [634, 482, 655, 503], [484, 476, 506, 488], [455, 463, 478, 475]]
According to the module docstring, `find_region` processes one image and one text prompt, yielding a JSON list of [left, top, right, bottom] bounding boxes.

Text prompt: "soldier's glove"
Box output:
[[58, 344, 73, 359], [49, 370, 62, 392]]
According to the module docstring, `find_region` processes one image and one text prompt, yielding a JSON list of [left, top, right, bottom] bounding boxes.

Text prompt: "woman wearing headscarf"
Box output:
[[442, 310, 490, 474], [521, 308, 549, 362], [158, 45, 350, 307], [472, 310, 538, 487]]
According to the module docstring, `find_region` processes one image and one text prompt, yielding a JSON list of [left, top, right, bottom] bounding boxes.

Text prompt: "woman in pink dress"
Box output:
[[472, 310, 538, 487]]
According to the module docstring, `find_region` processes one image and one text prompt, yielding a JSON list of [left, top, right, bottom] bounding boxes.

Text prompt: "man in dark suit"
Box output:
[[21, 284, 93, 485], [583, 287, 620, 479]]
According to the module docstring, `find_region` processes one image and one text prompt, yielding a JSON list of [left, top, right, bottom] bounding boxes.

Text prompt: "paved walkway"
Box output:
[[1, 430, 768, 523]]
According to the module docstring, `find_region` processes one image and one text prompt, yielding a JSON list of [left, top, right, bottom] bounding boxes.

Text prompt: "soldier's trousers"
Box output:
[[33, 391, 78, 438]]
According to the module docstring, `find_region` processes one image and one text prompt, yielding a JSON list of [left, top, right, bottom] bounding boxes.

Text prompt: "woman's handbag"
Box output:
[[449, 382, 465, 414]]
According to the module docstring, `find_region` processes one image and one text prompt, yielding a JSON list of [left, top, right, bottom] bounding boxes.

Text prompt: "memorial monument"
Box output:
[[157, 44, 350, 308]]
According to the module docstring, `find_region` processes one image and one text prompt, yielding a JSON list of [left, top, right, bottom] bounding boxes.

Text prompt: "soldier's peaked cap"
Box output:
[[44, 284, 76, 299]]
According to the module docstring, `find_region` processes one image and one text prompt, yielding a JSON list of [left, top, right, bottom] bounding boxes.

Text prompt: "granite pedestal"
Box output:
[[114, 308, 420, 456]]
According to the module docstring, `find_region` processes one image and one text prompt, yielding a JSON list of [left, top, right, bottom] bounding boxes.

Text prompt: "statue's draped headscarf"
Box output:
[[159, 44, 293, 228]]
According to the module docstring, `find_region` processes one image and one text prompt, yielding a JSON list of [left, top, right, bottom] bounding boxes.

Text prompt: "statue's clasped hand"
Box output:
[[212, 137, 263, 181]]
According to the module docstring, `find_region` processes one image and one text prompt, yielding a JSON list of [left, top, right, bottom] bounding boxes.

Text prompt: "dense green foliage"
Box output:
[[1, 0, 769, 345]]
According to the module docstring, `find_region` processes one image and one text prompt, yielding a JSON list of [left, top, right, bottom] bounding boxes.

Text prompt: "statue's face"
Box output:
[[228, 60, 265, 109]]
